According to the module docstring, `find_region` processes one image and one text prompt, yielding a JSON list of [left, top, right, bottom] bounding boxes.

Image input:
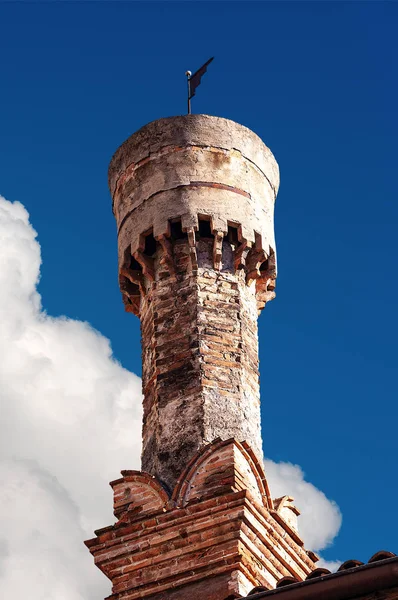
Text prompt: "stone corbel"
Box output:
[[157, 234, 175, 276], [246, 248, 268, 285], [256, 276, 276, 313], [234, 240, 250, 271], [186, 227, 198, 272], [133, 249, 155, 281], [212, 231, 224, 270], [119, 274, 141, 316], [120, 267, 146, 296], [123, 295, 140, 315]]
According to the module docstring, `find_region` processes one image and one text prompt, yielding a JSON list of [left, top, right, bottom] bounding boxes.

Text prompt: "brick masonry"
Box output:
[[111, 115, 279, 490], [85, 115, 318, 599], [140, 235, 269, 492], [85, 440, 317, 600]]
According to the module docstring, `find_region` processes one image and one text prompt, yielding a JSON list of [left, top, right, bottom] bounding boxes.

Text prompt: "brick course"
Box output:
[[140, 236, 265, 491], [86, 440, 317, 600], [85, 115, 317, 600]]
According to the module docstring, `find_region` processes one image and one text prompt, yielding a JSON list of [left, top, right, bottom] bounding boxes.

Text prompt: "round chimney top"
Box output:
[[108, 114, 279, 198], [109, 114, 280, 273]]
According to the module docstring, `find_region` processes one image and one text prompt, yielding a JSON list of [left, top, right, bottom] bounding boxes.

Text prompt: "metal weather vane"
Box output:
[[185, 57, 214, 114]]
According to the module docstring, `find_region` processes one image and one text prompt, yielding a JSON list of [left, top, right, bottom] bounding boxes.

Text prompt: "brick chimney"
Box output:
[[85, 115, 317, 599]]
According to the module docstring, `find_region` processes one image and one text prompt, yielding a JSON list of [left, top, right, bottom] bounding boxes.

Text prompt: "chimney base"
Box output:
[[85, 440, 317, 600]]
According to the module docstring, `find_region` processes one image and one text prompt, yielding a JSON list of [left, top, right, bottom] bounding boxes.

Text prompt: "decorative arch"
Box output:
[[110, 470, 169, 520], [172, 438, 273, 509]]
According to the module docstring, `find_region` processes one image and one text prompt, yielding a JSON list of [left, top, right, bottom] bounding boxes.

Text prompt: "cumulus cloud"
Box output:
[[0, 195, 142, 598], [264, 460, 342, 552], [0, 458, 98, 600], [317, 557, 343, 573], [0, 194, 341, 599]]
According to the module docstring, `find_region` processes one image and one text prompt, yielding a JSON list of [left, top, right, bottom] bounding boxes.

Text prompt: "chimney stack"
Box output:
[[86, 115, 317, 600]]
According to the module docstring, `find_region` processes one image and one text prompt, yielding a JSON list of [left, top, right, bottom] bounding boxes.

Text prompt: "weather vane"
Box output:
[[185, 57, 214, 115]]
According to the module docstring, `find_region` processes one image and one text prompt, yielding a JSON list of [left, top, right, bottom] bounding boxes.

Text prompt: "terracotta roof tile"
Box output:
[[368, 550, 396, 563], [306, 567, 331, 579], [276, 577, 300, 588], [337, 559, 364, 571], [243, 551, 398, 599]]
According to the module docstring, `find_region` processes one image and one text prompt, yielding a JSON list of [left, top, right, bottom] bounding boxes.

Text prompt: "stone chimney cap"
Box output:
[[108, 114, 280, 198]]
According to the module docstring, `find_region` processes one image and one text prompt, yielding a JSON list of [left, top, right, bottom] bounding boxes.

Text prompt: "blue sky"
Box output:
[[1, 0, 397, 571]]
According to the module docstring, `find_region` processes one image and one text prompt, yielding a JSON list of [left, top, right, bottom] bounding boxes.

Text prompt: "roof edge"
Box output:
[[244, 557, 398, 600]]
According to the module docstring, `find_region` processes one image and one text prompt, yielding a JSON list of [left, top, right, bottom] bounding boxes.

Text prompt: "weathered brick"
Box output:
[[84, 116, 321, 600]]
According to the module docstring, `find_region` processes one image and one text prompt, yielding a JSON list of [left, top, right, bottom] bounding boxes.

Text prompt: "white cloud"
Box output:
[[0, 458, 99, 600], [264, 460, 342, 552], [0, 195, 142, 598], [317, 557, 342, 573], [0, 195, 341, 599]]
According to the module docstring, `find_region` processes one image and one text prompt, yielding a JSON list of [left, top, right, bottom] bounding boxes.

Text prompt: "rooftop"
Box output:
[[243, 552, 398, 600]]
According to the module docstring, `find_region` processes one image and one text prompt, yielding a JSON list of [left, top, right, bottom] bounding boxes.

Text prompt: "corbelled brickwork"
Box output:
[[111, 115, 278, 490], [86, 114, 319, 599], [139, 235, 268, 492], [85, 440, 317, 600]]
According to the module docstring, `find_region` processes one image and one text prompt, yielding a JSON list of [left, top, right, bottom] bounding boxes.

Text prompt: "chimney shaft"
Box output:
[[109, 115, 279, 491], [86, 116, 318, 600]]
